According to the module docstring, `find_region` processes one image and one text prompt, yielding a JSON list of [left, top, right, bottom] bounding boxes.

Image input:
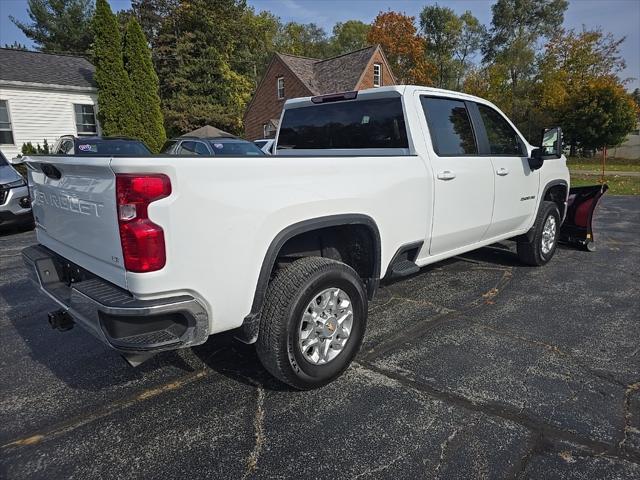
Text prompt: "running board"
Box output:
[[560, 184, 608, 251], [385, 241, 423, 280], [389, 259, 420, 278]]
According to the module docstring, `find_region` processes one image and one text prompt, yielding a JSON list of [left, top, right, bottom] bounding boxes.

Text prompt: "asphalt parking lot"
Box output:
[[1, 195, 638, 479]]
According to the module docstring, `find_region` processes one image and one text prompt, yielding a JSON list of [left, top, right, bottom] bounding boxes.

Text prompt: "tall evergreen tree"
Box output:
[[124, 18, 166, 152], [154, 0, 256, 135], [11, 0, 94, 54], [92, 0, 137, 137]]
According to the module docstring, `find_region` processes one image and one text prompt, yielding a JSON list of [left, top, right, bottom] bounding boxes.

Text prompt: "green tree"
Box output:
[[275, 22, 330, 58], [419, 7, 484, 90], [537, 28, 628, 153], [124, 18, 166, 152], [239, 9, 282, 85], [454, 12, 485, 90], [558, 79, 637, 162], [11, 0, 94, 54], [93, 0, 137, 137], [483, 0, 568, 127], [130, 0, 179, 48], [330, 20, 371, 55], [154, 0, 255, 135], [419, 5, 462, 89], [632, 88, 640, 109]]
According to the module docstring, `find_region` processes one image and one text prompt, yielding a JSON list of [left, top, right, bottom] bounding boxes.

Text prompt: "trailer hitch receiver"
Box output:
[[48, 309, 75, 331]]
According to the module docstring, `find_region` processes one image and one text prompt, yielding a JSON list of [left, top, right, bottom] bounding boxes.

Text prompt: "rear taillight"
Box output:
[[116, 174, 171, 272]]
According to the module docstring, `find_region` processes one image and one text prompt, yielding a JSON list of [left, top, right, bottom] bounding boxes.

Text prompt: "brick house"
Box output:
[[244, 45, 395, 140]]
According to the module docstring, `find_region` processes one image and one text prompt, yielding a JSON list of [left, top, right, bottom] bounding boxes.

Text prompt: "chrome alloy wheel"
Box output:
[[541, 215, 557, 255], [298, 288, 353, 365]]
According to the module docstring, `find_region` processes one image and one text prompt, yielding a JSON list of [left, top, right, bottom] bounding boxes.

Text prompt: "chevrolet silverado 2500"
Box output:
[[23, 86, 571, 389]]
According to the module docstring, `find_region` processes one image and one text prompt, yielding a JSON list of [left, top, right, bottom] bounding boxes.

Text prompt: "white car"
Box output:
[[23, 86, 571, 389]]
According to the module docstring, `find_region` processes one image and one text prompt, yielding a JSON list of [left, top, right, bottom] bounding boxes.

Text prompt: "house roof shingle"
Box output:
[[277, 45, 382, 95], [0, 48, 96, 89]]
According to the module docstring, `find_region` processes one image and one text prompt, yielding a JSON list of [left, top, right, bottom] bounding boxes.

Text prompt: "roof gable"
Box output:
[[277, 45, 386, 95], [0, 48, 95, 89]]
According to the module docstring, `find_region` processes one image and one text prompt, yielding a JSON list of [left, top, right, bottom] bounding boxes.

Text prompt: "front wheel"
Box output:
[[517, 201, 561, 266], [256, 257, 367, 390]]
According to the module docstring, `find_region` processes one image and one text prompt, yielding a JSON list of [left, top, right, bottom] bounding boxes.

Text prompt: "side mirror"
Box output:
[[528, 148, 544, 170], [529, 126, 562, 170], [540, 127, 562, 159]]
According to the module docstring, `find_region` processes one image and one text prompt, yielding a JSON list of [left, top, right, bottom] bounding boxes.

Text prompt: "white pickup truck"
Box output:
[[23, 86, 571, 389]]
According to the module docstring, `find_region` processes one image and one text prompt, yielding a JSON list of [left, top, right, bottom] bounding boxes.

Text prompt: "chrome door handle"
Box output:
[[496, 167, 509, 176], [437, 170, 456, 180]]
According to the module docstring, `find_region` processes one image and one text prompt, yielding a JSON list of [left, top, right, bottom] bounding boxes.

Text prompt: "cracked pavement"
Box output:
[[1, 195, 639, 479]]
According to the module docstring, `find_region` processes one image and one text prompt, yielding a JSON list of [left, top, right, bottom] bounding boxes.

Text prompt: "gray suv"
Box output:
[[0, 151, 33, 229]]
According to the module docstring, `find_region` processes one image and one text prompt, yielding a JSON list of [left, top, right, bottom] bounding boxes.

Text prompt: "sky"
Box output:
[[1, 0, 639, 89]]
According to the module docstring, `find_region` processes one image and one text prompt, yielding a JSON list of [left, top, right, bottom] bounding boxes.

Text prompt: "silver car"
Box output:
[[0, 151, 33, 229]]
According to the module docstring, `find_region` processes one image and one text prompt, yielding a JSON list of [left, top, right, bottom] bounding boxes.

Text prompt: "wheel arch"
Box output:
[[237, 214, 381, 343], [517, 179, 568, 244], [541, 179, 569, 222]]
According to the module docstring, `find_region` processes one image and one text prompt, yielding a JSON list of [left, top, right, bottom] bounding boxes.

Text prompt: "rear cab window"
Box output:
[[277, 97, 409, 153]]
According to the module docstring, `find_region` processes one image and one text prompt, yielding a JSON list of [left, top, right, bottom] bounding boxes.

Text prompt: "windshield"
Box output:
[[75, 140, 151, 155], [208, 140, 264, 156]]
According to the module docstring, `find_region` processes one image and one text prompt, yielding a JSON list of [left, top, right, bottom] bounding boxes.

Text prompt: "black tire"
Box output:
[[256, 256, 368, 390], [517, 201, 561, 266]]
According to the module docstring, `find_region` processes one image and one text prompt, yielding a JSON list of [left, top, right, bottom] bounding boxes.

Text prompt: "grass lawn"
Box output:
[[570, 174, 640, 195], [567, 156, 640, 172]]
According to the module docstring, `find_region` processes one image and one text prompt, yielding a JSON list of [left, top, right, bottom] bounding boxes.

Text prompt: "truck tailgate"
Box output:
[[26, 156, 127, 288]]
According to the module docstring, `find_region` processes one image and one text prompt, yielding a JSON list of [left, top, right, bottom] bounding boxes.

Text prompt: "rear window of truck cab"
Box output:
[[277, 97, 408, 150]]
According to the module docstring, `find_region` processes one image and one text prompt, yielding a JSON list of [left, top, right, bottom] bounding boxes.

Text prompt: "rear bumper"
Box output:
[[22, 244, 209, 354]]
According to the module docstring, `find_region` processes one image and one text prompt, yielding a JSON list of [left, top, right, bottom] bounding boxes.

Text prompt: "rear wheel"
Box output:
[[517, 201, 561, 266], [256, 257, 367, 390]]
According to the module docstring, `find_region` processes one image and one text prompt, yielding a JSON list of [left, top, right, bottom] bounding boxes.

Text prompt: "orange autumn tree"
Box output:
[[367, 11, 434, 85]]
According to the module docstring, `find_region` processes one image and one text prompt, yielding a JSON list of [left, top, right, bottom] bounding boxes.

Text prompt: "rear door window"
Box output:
[[477, 104, 525, 156], [278, 97, 408, 150], [421, 97, 477, 156]]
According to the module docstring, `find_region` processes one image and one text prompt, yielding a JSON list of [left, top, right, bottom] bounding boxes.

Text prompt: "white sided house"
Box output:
[[0, 48, 99, 160]]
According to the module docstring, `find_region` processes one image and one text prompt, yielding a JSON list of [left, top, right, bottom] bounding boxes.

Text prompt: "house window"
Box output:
[[277, 77, 285, 99], [373, 63, 382, 87], [263, 122, 277, 138], [74, 104, 97, 135], [0, 100, 14, 144]]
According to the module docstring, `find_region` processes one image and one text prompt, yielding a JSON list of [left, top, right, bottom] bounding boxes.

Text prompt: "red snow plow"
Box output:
[[560, 183, 608, 252]]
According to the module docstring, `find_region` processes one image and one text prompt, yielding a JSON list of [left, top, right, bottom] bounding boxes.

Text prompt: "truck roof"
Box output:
[[283, 85, 492, 110]]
